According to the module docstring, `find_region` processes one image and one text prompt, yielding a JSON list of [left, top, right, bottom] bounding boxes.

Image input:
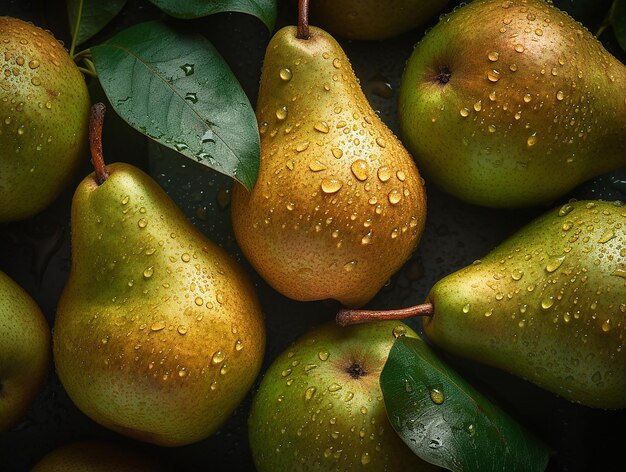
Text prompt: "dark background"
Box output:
[[1, 0, 625, 470]]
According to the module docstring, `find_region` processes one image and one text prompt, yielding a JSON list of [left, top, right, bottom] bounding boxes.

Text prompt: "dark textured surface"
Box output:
[[1, 0, 625, 471]]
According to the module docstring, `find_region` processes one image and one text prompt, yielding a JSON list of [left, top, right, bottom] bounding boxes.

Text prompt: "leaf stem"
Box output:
[[89, 103, 109, 185], [297, 0, 310, 39], [336, 303, 434, 327], [69, 0, 84, 58]]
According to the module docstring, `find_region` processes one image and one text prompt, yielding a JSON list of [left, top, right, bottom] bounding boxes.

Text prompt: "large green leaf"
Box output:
[[612, 0, 626, 52], [381, 336, 550, 472], [91, 21, 260, 190], [147, 0, 277, 31], [67, 0, 127, 47]]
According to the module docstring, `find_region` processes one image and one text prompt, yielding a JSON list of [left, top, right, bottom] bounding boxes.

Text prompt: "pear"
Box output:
[[398, 0, 626, 208], [231, 23, 427, 308], [307, 0, 450, 41], [0, 270, 50, 431], [31, 440, 163, 472], [53, 104, 265, 446], [339, 200, 626, 409], [0, 17, 90, 222], [248, 320, 438, 471]]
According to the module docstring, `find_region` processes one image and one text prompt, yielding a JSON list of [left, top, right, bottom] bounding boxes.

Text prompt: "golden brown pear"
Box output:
[[231, 26, 427, 308]]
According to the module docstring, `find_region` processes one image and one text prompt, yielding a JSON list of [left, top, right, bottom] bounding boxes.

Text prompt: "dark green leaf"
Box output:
[[67, 0, 127, 47], [147, 0, 277, 31], [611, 0, 626, 51], [91, 21, 260, 190], [381, 336, 549, 472]]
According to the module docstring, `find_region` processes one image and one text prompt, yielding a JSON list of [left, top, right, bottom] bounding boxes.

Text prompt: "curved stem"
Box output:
[[297, 0, 310, 39], [89, 103, 109, 185], [336, 303, 434, 327]]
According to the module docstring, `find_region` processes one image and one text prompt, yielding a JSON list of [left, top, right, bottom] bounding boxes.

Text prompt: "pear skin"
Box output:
[[398, 0, 626, 208], [249, 321, 438, 471], [53, 163, 265, 446], [423, 200, 626, 408], [308, 0, 450, 40], [0, 271, 50, 431], [0, 17, 89, 222], [231, 26, 427, 308]]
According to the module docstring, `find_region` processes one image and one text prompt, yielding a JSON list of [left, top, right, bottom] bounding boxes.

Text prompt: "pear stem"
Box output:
[[89, 102, 109, 185], [336, 303, 434, 327], [297, 0, 310, 40]]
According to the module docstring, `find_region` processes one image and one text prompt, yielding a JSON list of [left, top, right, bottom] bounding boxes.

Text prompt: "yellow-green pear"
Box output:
[[398, 0, 626, 208], [231, 24, 427, 308], [249, 321, 438, 471], [339, 200, 626, 409], [0, 17, 90, 222], [31, 440, 164, 472], [0, 270, 50, 431], [53, 104, 265, 446], [308, 0, 450, 40]]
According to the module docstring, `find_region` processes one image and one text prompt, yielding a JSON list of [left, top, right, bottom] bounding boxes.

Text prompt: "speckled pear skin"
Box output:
[[424, 200, 626, 408], [53, 163, 265, 446], [309, 0, 450, 40], [398, 0, 626, 208], [0, 17, 89, 222], [248, 321, 438, 471], [231, 26, 427, 308], [0, 270, 50, 431]]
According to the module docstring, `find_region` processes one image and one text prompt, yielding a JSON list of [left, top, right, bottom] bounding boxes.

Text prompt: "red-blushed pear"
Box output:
[[231, 1, 427, 308], [0, 270, 50, 431], [398, 0, 626, 208], [53, 104, 266, 446]]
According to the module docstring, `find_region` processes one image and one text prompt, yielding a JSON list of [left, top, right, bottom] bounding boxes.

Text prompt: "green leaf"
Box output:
[[381, 336, 550, 472], [67, 0, 127, 47], [611, 0, 626, 52], [147, 0, 277, 31], [91, 20, 260, 190]]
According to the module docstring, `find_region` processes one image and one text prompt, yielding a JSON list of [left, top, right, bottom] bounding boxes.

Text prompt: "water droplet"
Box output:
[[143, 267, 153, 278], [556, 90, 565, 101], [514, 44, 525, 53], [314, 121, 329, 133], [430, 388, 445, 404], [332, 58, 342, 68], [185, 92, 198, 104], [309, 160, 327, 172], [351, 159, 369, 181], [598, 231, 616, 243], [375, 137, 386, 148], [31, 76, 41, 86], [473, 100, 482, 111], [511, 269, 524, 280], [541, 297, 555, 309], [276, 105, 288, 120], [296, 141, 309, 152], [459, 107, 470, 117], [220, 364, 229, 375], [602, 319, 611, 332], [305, 386, 316, 400], [487, 69, 501, 82], [523, 93, 532, 103], [279, 68, 292, 81], [343, 261, 356, 272], [121, 195, 130, 205], [328, 383, 342, 392], [361, 232, 373, 245], [282, 368, 292, 377], [396, 170, 406, 181], [151, 321, 165, 331], [28, 60, 39, 69], [180, 63, 194, 76], [527, 134, 538, 147], [361, 453, 371, 465], [321, 178, 343, 194], [462, 303, 471, 313], [546, 256, 565, 273], [488, 51, 499, 61], [331, 148, 343, 159], [377, 166, 392, 182], [388, 189, 402, 205], [194, 297, 203, 306], [212, 351, 225, 364], [177, 325, 188, 335], [559, 203, 574, 216]]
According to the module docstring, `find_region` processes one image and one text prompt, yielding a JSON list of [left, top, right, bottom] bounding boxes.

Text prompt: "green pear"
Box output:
[[0, 270, 50, 431], [0, 17, 90, 222], [231, 24, 427, 308], [248, 321, 438, 471], [307, 0, 450, 41], [339, 199, 626, 409], [53, 105, 266, 446], [398, 0, 626, 208], [31, 440, 163, 472]]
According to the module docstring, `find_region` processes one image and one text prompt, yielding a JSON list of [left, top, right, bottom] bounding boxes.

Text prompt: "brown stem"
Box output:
[[297, 0, 310, 39], [336, 303, 434, 327], [89, 102, 109, 185]]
